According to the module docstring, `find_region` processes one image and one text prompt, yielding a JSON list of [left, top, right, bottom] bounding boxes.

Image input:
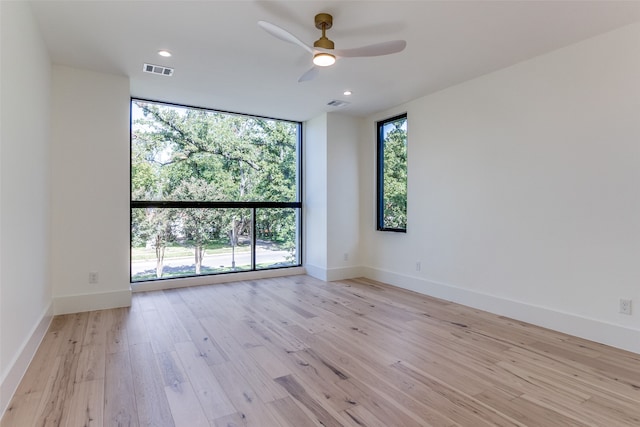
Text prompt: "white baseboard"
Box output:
[[54, 289, 132, 315], [305, 264, 364, 282], [1, 302, 53, 418], [132, 266, 307, 293], [304, 264, 327, 281], [363, 266, 640, 354], [326, 266, 365, 281]]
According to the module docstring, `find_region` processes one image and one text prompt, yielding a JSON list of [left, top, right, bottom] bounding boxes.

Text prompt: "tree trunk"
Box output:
[[155, 235, 165, 278], [195, 245, 204, 274]]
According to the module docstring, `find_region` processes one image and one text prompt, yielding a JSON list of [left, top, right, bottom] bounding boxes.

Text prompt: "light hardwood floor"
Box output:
[[2, 275, 640, 426]]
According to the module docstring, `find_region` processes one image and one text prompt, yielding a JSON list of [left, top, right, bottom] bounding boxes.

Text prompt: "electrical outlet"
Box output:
[[620, 299, 632, 315], [416, 261, 421, 272], [343, 253, 349, 262], [89, 272, 99, 284]]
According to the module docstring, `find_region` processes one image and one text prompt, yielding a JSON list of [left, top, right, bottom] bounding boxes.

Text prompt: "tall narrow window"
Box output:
[[130, 99, 302, 282], [377, 114, 407, 232]]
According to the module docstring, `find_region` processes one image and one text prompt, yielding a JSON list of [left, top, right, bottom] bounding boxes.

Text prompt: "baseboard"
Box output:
[[363, 266, 640, 354], [326, 266, 365, 281], [305, 264, 364, 282], [0, 302, 53, 418], [304, 264, 327, 281], [53, 289, 132, 315], [132, 266, 307, 292]]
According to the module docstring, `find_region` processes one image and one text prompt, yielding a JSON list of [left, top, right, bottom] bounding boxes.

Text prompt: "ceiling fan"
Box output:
[[258, 13, 406, 82]]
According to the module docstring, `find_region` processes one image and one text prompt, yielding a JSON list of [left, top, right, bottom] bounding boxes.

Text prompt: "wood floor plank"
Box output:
[[197, 316, 290, 404], [64, 378, 104, 427], [211, 412, 249, 427], [4, 275, 640, 427], [0, 389, 42, 427], [269, 349, 357, 415], [267, 396, 322, 427], [124, 303, 150, 345], [33, 352, 80, 426], [519, 392, 618, 427], [208, 361, 284, 426], [174, 341, 237, 421], [150, 291, 191, 345], [177, 286, 218, 319], [332, 377, 431, 427], [504, 345, 640, 401], [342, 405, 393, 427], [142, 308, 176, 354], [274, 374, 347, 427], [164, 381, 210, 427], [245, 345, 291, 379], [390, 360, 522, 427], [480, 394, 590, 427], [83, 309, 109, 347], [167, 298, 229, 365], [106, 307, 130, 354], [156, 350, 187, 388], [581, 394, 640, 426], [75, 343, 106, 383], [104, 350, 139, 427], [530, 341, 640, 385], [129, 342, 175, 426], [57, 312, 89, 356]]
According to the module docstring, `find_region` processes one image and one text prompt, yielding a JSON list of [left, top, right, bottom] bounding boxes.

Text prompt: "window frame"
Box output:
[[129, 97, 303, 283], [376, 113, 408, 233]]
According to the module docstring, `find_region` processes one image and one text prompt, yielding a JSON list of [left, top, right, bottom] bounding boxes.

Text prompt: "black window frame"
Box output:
[[129, 97, 303, 283], [376, 113, 408, 233]]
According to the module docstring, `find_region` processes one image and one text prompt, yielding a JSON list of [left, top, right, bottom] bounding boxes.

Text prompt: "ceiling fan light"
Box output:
[[313, 53, 336, 67]]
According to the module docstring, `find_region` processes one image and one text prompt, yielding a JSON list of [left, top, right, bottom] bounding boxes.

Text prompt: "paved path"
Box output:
[[132, 247, 293, 276]]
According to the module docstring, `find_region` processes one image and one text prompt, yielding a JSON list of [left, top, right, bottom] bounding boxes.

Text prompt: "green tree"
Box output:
[[170, 178, 251, 274], [131, 207, 176, 278]]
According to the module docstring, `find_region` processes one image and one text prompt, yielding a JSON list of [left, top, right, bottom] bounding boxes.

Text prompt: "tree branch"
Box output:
[[137, 103, 262, 171]]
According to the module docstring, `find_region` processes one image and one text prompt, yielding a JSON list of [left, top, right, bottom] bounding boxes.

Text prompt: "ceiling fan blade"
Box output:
[[258, 21, 313, 54], [298, 66, 319, 83], [331, 40, 407, 58]]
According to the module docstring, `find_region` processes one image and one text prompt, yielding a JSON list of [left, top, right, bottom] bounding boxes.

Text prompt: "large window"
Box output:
[[130, 99, 301, 282], [377, 114, 407, 232]]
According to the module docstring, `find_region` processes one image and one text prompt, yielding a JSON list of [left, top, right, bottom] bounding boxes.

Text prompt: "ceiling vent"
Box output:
[[143, 63, 174, 76], [327, 99, 350, 108]]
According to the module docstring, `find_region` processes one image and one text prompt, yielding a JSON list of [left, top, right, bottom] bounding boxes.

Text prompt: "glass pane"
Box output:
[[131, 208, 252, 282], [131, 101, 298, 203], [255, 208, 299, 269], [380, 116, 407, 230], [130, 98, 302, 283]]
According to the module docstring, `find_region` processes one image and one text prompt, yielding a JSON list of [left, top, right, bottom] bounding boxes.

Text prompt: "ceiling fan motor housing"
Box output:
[[313, 13, 335, 50], [314, 13, 333, 30]]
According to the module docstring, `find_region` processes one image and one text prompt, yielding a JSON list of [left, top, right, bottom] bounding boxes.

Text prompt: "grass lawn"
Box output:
[[132, 242, 250, 261]]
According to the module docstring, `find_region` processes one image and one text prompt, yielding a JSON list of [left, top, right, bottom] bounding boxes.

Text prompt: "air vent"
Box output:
[[143, 63, 174, 76], [327, 99, 350, 108]]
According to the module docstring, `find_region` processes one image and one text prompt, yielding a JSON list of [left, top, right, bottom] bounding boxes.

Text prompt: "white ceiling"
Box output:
[[28, 0, 640, 122]]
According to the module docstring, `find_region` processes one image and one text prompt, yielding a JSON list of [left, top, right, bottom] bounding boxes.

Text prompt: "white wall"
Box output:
[[304, 113, 362, 281], [0, 1, 53, 414], [326, 113, 362, 279], [360, 23, 640, 353], [304, 114, 328, 278], [50, 66, 131, 314]]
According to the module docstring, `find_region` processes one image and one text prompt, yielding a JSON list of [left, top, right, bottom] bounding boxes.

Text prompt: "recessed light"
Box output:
[[343, 90, 352, 96], [158, 50, 172, 57]]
